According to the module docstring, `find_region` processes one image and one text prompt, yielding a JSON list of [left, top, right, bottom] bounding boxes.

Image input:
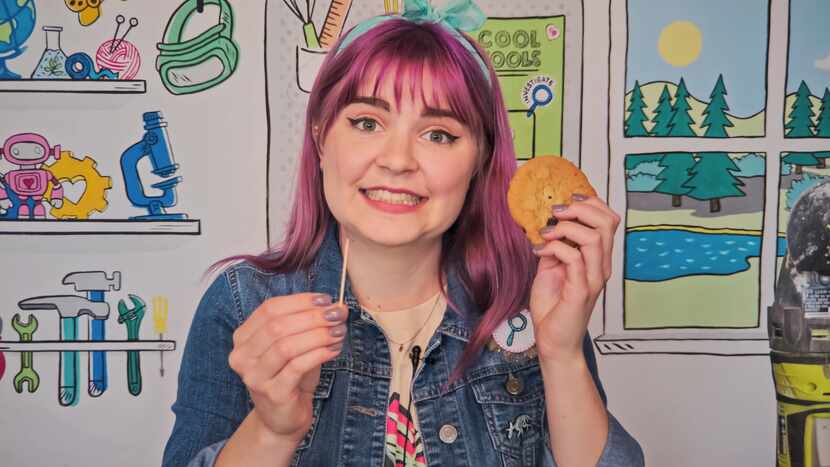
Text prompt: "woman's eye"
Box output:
[[348, 117, 380, 132], [425, 130, 459, 145]]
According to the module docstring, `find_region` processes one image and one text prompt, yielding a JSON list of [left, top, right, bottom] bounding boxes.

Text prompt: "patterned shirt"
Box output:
[[364, 291, 447, 467]]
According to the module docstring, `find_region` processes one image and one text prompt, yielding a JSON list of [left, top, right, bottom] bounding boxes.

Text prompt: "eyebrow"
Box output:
[[422, 106, 460, 121], [349, 95, 461, 122], [349, 96, 390, 111]]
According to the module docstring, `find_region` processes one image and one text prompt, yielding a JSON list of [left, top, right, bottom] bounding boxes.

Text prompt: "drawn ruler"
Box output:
[[319, 0, 354, 49]]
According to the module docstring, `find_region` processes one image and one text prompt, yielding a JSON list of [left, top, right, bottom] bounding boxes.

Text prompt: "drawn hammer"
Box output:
[[62, 271, 121, 397], [18, 295, 109, 407]]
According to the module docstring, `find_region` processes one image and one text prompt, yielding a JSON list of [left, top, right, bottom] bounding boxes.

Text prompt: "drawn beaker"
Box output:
[[31, 26, 70, 79]]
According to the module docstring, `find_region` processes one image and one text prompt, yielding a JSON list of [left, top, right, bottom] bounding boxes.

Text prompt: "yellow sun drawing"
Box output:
[[658, 21, 702, 67]]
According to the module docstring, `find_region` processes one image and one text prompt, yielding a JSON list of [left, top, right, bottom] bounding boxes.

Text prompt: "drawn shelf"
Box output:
[[0, 79, 147, 94], [0, 340, 175, 352], [0, 219, 201, 235], [594, 331, 770, 356]]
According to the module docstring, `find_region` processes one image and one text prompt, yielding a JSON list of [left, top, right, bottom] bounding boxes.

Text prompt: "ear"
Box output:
[[313, 125, 325, 168]]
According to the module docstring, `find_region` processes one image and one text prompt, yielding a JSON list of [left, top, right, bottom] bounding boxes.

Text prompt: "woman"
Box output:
[[162, 2, 643, 466]]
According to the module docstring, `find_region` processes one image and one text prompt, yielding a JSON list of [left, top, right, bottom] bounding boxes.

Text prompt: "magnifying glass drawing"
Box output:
[[526, 83, 554, 117]]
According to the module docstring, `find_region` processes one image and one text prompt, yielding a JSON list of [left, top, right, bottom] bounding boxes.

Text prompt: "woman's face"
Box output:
[[318, 69, 479, 249]]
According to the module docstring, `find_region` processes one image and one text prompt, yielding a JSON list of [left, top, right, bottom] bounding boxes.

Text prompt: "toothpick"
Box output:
[[338, 237, 350, 304]]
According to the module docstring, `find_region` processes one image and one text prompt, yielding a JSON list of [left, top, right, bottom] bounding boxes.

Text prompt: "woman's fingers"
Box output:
[[267, 345, 341, 400], [539, 220, 604, 294], [233, 292, 335, 345], [234, 303, 347, 360], [235, 323, 346, 392], [551, 195, 620, 279], [533, 239, 589, 302]]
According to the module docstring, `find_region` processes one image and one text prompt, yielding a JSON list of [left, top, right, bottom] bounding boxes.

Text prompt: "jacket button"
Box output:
[[505, 373, 523, 395], [439, 424, 458, 444]]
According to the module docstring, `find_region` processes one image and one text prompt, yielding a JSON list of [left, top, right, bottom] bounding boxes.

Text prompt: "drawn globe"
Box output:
[[0, 0, 36, 57]]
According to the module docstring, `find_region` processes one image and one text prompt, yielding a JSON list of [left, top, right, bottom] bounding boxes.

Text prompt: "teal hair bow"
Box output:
[[403, 0, 487, 31], [334, 0, 491, 84]]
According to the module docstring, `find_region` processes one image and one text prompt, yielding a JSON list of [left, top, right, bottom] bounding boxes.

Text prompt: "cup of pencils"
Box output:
[[291, 0, 355, 93]]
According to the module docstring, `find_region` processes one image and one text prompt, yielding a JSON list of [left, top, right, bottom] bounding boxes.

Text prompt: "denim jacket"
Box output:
[[162, 223, 644, 466]]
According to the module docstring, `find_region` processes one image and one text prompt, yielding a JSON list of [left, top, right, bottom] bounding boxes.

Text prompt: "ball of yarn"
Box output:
[[96, 39, 141, 80]]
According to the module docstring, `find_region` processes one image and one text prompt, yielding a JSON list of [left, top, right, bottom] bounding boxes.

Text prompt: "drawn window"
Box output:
[[623, 0, 768, 139], [599, 0, 827, 356]]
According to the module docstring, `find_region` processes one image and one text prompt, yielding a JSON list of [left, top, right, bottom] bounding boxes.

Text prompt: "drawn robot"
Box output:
[[0, 133, 64, 219]]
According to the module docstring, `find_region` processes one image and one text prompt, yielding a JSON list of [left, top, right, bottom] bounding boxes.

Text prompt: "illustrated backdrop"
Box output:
[[4, 0, 826, 466]]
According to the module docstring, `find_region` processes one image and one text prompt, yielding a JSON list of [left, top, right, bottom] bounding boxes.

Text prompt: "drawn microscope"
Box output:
[[120, 111, 187, 220], [0, 133, 64, 219], [768, 180, 830, 467]]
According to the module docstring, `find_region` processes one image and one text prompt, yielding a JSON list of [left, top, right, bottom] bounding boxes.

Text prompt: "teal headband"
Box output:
[[335, 0, 491, 85]]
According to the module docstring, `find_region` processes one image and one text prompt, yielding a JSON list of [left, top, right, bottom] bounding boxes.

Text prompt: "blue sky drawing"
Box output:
[[787, 0, 830, 95], [627, 0, 768, 118]]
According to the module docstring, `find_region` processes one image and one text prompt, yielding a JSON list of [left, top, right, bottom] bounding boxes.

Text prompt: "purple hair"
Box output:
[[226, 18, 537, 382]]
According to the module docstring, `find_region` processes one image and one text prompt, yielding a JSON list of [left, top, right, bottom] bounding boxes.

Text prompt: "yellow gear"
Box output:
[[44, 151, 112, 219]]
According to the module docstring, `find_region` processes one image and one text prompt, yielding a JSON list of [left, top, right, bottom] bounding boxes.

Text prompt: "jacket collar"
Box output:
[[307, 221, 478, 343]]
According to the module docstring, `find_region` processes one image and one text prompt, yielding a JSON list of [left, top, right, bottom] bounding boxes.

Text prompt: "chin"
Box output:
[[343, 218, 426, 248]]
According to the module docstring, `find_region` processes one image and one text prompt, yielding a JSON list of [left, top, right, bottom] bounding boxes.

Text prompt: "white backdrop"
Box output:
[[0, 1, 780, 466]]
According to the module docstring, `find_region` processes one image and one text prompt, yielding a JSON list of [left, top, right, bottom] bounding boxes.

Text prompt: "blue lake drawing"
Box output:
[[625, 229, 786, 281]]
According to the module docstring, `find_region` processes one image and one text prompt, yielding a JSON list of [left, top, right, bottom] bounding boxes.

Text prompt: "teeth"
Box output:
[[363, 189, 422, 206]]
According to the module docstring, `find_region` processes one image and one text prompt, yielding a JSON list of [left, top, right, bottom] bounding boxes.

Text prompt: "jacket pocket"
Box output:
[[471, 366, 545, 467], [294, 369, 336, 452]]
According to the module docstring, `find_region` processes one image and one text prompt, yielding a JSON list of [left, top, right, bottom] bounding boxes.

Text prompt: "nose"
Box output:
[[375, 128, 419, 173]]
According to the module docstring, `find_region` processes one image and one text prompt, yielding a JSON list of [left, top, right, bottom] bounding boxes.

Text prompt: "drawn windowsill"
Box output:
[[0, 219, 201, 235], [0, 79, 147, 93], [594, 330, 769, 356], [0, 340, 176, 352]]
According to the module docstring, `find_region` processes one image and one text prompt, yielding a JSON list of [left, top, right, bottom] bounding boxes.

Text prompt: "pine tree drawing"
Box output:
[[701, 74, 734, 138], [625, 80, 649, 136], [650, 84, 674, 137], [683, 152, 745, 213], [814, 88, 830, 168], [782, 152, 819, 175], [785, 80, 816, 138], [668, 78, 696, 136], [815, 88, 830, 138], [655, 152, 695, 207], [813, 151, 830, 169]]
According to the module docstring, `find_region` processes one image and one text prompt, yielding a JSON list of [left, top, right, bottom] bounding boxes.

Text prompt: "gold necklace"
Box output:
[[367, 292, 443, 352]]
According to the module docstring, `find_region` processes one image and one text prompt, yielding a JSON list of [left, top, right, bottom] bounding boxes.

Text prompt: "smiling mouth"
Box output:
[[359, 188, 426, 206]]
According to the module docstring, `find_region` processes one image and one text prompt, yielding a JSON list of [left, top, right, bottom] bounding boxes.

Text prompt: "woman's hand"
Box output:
[[528, 194, 621, 362], [227, 293, 347, 443]]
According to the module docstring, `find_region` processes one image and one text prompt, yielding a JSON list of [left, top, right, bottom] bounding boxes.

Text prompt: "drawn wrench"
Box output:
[[11, 313, 39, 393], [118, 294, 146, 396]]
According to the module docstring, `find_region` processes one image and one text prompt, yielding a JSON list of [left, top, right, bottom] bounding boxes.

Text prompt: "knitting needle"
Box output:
[[338, 237, 350, 304], [110, 15, 125, 53], [112, 17, 139, 52]]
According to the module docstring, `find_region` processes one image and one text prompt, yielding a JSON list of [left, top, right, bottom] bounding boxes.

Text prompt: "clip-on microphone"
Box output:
[[402, 345, 423, 466]]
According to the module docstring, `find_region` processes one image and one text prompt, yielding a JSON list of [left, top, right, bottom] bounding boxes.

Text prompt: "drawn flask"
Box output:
[[31, 26, 70, 79]]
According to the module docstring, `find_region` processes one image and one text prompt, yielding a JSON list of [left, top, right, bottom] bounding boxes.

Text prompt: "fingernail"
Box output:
[[572, 193, 588, 201], [330, 324, 347, 337], [313, 294, 333, 306], [324, 307, 344, 321], [539, 225, 556, 235], [532, 243, 545, 252], [551, 204, 568, 213], [329, 343, 343, 353]]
